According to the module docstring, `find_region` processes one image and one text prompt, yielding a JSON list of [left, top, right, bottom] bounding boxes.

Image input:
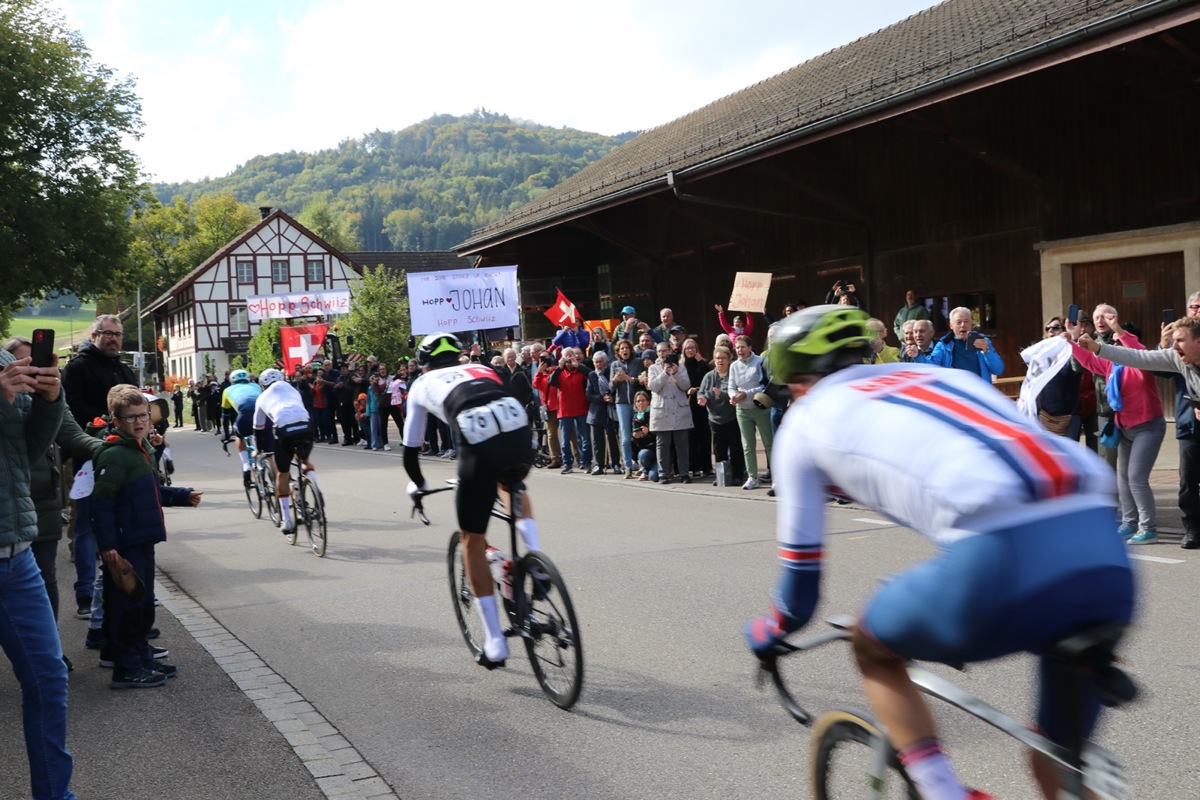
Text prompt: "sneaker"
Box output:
[[761, 471, 772, 483], [681, 475, 692, 484], [243, 470, 252, 488], [1127, 530, 1158, 545], [85, 628, 104, 650], [638, 473, 649, 482], [146, 662, 179, 679], [145, 626, 160, 640], [75, 599, 92, 620], [1116, 523, 1137, 539], [341, 440, 354, 446], [743, 477, 760, 490], [100, 645, 167, 668], [625, 468, 635, 480], [110, 667, 168, 690], [590, 465, 602, 475], [767, 488, 776, 497], [560, 465, 573, 475], [1182, 530, 1200, 549], [383, 444, 392, 451], [966, 790, 995, 800], [660, 476, 671, 485]]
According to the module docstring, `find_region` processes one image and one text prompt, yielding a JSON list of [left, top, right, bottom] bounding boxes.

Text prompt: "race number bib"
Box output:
[[455, 397, 526, 445]]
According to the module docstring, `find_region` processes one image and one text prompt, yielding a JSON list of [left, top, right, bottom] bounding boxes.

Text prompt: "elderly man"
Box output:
[[0, 345, 76, 800], [585, 351, 614, 474], [729, 334, 773, 490], [614, 306, 652, 342], [903, 319, 936, 363], [61, 314, 136, 428], [893, 289, 929, 341], [931, 307, 1003, 381], [864, 318, 900, 364], [653, 308, 679, 343]]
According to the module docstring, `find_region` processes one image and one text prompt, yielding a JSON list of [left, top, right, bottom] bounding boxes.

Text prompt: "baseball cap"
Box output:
[[621, 305, 636, 315], [669, 325, 685, 333]]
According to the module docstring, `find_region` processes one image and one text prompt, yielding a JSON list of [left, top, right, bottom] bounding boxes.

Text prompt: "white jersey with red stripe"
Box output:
[[775, 364, 1116, 553], [401, 363, 509, 448]]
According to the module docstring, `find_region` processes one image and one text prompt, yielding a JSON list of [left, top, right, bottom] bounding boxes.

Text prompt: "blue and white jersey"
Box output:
[[222, 381, 262, 413], [774, 364, 1116, 554]]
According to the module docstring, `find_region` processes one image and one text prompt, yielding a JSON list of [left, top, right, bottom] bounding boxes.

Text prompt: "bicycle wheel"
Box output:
[[262, 462, 282, 529], [516, 551, 583, 710], [299, 475, 327, 557], [810, 708, 920, 800], [446, 532, 487, 659], [244, 472, 263, 519]]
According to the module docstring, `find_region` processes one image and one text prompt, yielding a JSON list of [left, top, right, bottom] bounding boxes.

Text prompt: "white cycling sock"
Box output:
[[239, 451, 250, 470], [516, 518, 541, 552], [279, 496, 293, 527], [473, 594, 509, 662], [897, 739, 965, 800], [305, 470, 319, 490]]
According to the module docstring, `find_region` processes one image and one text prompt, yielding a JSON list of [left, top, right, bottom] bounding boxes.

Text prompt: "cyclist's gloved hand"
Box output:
[[406, 480, 429, 501]]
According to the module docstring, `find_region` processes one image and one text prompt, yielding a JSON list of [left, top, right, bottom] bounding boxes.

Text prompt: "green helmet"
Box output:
[[416, 332, 464, 367], [768, 304, 873, 383]]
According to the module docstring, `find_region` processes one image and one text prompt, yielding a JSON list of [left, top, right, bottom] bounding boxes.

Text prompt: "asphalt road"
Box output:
[[3, 427, 1198, 798]]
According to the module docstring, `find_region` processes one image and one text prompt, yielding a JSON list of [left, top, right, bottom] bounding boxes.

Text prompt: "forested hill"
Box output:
[[151, 111, 637, 251]]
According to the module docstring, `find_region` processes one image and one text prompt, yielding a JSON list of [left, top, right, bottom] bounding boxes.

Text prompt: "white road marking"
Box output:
[[852, 518, 894, 526], [1129, 554, 1185, 564]]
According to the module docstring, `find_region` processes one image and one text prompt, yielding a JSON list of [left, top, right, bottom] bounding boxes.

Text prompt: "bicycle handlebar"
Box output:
[[757, 622, 854, 726]]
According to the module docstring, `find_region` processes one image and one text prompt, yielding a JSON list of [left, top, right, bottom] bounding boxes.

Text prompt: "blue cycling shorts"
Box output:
[[860, 504, 1135, 745]]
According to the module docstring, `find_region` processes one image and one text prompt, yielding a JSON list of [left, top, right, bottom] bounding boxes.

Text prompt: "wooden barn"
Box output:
[[455, 0, 1200, 379]]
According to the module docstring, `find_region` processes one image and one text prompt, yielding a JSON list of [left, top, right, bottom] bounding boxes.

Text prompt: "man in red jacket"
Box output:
[[549, 348, 591, 474]]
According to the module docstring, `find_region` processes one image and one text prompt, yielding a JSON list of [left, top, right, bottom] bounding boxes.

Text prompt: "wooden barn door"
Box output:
[[1071, 252, 1184, 417]]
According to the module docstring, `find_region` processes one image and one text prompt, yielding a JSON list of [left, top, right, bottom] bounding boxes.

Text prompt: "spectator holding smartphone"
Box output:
[[931, 306, 1004, 380]]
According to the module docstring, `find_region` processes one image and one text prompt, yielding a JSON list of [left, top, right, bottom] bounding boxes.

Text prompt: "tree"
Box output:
[[245, 319, 283, 376], [0, 0, 146, 315], [298, 198, 360, 253], [175, 195, 258, 270], [344, 265, 409, 365]]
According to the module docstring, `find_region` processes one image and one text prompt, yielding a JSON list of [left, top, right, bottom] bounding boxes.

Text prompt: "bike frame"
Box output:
[[761, 616, 1130, 800]]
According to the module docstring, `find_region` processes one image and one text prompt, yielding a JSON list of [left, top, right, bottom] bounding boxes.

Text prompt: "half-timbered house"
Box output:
[[144, 208, 360, 381]]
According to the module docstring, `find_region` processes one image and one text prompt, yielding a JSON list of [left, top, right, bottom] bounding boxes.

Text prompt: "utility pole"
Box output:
[[137, 287, 144, 387]]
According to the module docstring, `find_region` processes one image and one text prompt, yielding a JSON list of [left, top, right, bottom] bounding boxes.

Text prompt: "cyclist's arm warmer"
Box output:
[[403, 446, 424, 488]]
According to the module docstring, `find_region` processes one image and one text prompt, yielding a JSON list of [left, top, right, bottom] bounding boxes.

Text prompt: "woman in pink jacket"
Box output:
[[715, 304, 754, 338], [1069, 306, 1165, 544]]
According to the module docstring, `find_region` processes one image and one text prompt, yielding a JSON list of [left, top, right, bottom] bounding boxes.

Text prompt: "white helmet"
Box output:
[[258, 368, 285, 388], [230, 368, 251, 383]]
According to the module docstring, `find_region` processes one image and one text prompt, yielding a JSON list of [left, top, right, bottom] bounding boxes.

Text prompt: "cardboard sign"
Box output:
[[408, 265, 519, 335], [728, 272, 773, 313]]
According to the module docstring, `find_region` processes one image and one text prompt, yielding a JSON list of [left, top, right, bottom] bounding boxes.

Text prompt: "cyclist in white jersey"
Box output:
[[253, 369, 317, 535], [403, 333, 539, 670], [744, 305, 1134, 800]]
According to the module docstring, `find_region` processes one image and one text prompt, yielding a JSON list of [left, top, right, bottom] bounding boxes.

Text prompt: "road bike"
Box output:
[[758, 615, 1135, 799], [283, 457, 326, 557], [234, 434, 281, 526], [412, 478, 583, 709]]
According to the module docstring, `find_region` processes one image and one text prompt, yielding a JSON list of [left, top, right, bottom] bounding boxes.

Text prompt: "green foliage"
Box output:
[[151, 110, 635, 252], [344, 265, 409, 365], [298, 198, 360, 252], [246, 319, 283, 375], [0, 0, 146, 310]]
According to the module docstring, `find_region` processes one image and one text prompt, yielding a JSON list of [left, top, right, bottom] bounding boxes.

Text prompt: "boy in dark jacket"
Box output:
[[91, 386, 200, 689]]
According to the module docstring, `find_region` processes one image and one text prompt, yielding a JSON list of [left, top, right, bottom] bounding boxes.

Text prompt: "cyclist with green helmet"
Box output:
[[403, 333, 539, 670], [745, 305, 1133, 800], [221, 368, 262, 487]]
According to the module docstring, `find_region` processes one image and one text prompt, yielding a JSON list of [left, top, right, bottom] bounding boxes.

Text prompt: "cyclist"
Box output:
[[253, 369, 317, 536], [744, 305, 1134, 800], [403, 332, 540, 670], [221, 369, 263, 487]]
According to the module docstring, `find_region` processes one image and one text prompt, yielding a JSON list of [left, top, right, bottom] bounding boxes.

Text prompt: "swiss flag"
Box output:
[[280, 324, 328, 375], [544, 288, 579, 327]]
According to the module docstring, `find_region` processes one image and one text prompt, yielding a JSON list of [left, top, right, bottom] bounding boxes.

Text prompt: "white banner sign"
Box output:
[[729, 272, 773, 314], [247, 290, 351, 321], [408, 265, 519, 335]]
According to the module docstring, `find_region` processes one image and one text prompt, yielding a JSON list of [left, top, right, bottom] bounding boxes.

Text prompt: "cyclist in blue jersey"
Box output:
[[744, 305, 1135, 800], [221, 369, 263, 487], [403, 333, 540, 670]]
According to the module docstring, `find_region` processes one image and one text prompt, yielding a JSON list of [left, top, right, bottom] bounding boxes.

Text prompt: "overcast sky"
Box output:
[[54, 0, 937, 184]]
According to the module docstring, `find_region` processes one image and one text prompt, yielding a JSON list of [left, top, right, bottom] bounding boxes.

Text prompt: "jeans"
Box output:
[[589, 422, 609, 470], [103, 543, 156, 673], [558, 416, 592, 468], [370, 412, 383, 449], [0, 548, 76, 800], [30, 540, 59, 621], [1117, 417, 1166, 531], [72, 495, 96, 604], [614, 403, 634, 470], [637, 447, 658, 481]]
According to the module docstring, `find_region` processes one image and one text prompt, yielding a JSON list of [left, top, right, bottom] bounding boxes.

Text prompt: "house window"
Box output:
[[272, 260, 289, 283], [229, 306, 249, 334], [306, 259, 325, 283], [236, 261, 254, 284]]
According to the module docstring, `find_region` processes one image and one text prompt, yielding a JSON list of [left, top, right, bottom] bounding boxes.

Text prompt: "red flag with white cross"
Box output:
[[544, 288, 579, 327], [280, 324, 328, 375]]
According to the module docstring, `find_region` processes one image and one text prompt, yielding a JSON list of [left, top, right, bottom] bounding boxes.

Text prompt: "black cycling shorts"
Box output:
[[266, 422, 314, 472], [454, 425, 533, 534], [234, 408, 255, 439]]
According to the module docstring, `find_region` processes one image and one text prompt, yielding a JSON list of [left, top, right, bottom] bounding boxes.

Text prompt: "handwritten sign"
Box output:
[[247, 290, 350, 321], [728, 272, 772, 313], [408, 265, 519, 335]]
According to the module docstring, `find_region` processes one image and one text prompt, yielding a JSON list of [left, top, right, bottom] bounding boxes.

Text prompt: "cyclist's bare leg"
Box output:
[[1030, 751, 1065, 800], [462, 529, 508, 663]]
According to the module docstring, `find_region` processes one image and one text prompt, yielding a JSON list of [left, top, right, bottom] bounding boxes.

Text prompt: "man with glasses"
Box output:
[[61, 315, 136, 428]]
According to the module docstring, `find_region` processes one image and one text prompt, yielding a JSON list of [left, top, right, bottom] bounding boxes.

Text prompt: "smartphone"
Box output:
[[1185, 395, 1200, 410], [1163, 308, 1177, 325], [30, 328, 55, 368], [1067, 304, 1079, 325]]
